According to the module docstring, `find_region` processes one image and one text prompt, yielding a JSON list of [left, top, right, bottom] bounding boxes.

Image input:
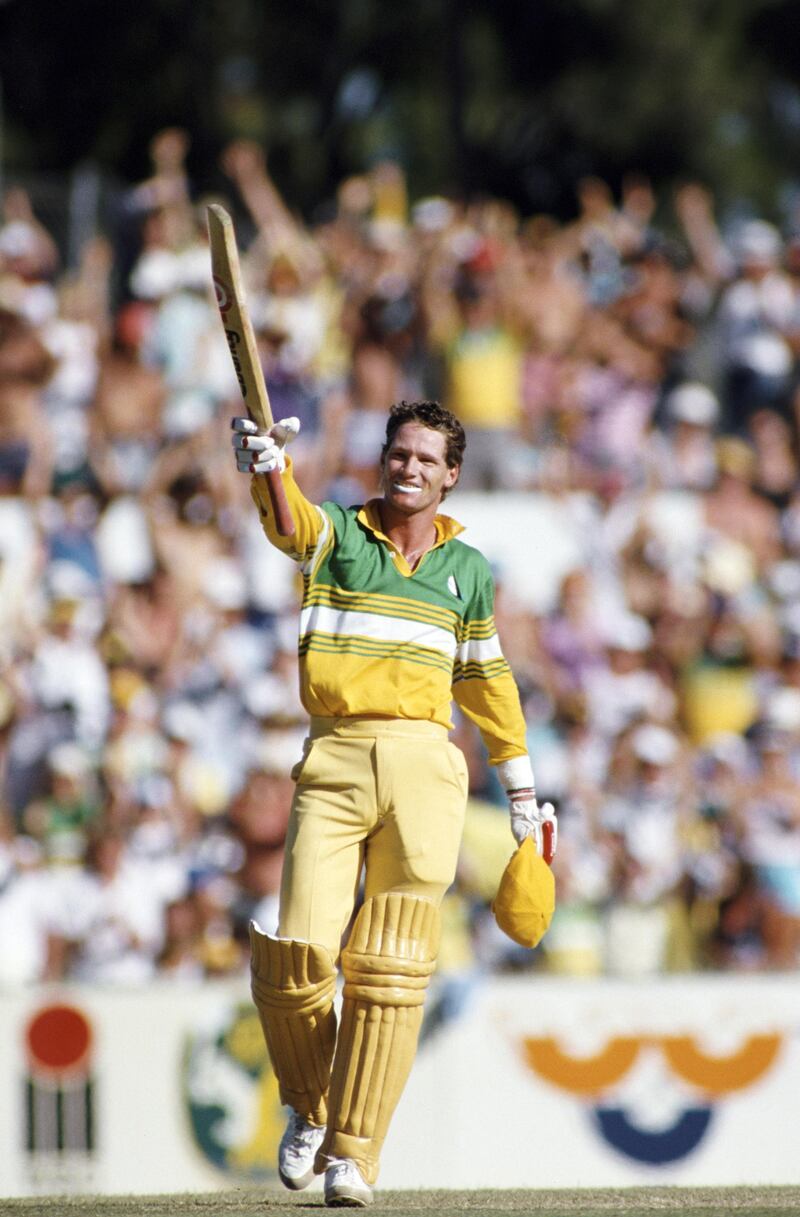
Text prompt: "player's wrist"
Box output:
[[496, 755, 535, 794]]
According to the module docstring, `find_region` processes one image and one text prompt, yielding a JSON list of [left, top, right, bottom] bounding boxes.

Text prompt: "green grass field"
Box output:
[[2, 1188, 800, 1217]]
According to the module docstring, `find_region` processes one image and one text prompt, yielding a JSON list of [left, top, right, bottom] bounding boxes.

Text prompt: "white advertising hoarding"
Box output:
[[1, 973, 797, 1198]]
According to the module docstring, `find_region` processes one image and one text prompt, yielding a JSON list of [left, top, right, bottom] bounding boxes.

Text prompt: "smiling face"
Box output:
[[380, 422, 460, 517]]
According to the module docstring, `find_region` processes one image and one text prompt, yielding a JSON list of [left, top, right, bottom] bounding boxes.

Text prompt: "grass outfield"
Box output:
[[1, 1189, 800, 1217]]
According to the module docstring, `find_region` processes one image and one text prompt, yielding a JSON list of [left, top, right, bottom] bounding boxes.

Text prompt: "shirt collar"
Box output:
[[358, 499, 464, 550]]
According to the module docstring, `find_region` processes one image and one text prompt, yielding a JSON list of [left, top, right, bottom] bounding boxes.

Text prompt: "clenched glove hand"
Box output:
[[507, 789, 557, 863], [231, 416, 300, 474], [496, 756, 557, 863]]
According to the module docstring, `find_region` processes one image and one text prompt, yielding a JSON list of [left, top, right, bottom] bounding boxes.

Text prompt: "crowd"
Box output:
[[2, 128, 800, 990]]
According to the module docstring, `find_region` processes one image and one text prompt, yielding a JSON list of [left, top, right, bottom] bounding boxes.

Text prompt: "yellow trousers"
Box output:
[[278, 716, 469, 957]]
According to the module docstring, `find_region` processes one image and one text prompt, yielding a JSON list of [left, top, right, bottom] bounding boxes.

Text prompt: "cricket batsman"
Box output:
[[231, 399, 556, 1206]]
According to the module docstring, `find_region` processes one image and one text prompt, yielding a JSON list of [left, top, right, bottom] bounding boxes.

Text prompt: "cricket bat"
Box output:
[[206, 203, 295, 537]]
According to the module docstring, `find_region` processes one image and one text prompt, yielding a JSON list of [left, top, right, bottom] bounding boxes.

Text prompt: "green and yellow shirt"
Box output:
[[251, 462, 528, 765]]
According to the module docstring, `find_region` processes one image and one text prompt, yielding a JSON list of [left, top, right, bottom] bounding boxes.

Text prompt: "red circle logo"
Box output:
[[26, 1004, 93, 1076]]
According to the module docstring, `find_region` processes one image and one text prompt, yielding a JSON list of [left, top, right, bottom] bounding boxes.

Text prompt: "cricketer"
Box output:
[[231, 399, 557, 1207]]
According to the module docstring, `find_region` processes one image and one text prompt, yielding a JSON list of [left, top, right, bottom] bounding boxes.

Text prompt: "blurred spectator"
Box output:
[[91, 302, 165, 497], [716, 220, 795, 432], [421, 225, 526, 489], [45, 828, 178, 983], [747, 406, 799, 509], [651, 382, 720, 491], [22, 741, 101, 865], [732, 725, 800, 969], [704, 435, 783, 573], [584, 613, 676, 738], [0, 187, 60, 325], [601, 723, 695, 976], [0, 305, 57, 499], [0, 824, 59, 985]]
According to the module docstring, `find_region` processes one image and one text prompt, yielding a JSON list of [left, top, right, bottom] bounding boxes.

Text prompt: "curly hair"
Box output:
[[381, 401, 466, 470]]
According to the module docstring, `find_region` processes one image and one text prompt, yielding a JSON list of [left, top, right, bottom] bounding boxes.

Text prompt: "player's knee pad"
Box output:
[[315, 892, 441, 1184], [249, 924, 337, 1126]]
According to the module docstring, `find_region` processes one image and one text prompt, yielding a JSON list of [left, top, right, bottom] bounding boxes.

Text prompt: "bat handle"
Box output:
[[542, 820, 555, 867], [265, 468, 295, 537]]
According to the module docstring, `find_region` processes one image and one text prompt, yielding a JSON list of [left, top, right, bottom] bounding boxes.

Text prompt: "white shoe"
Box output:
[[324, 1157, 373, 1207], [278, 1109, 326, 1190]]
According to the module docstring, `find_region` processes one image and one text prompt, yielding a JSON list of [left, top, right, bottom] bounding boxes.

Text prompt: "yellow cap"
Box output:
[[491, 837, 556, 949]]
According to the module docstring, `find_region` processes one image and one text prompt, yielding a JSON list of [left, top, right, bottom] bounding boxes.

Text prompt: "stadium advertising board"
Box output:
[[0, 975, 796, 1197]]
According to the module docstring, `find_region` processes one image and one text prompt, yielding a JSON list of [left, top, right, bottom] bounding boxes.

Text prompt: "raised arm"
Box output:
[[231, 415, 329, 564], [452, 563, 557, 861]]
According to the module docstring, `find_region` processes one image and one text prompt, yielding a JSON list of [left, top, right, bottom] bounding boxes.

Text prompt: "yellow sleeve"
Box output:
[[451, 562, 528, 765], [453, 666, 529, 766], [249, 456, 327, 565]]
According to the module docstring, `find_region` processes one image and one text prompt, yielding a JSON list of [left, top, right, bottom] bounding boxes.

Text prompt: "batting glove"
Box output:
[[496, 755, 557, 862], [507, 790, 557, 862], [231, 416, 300, 474]]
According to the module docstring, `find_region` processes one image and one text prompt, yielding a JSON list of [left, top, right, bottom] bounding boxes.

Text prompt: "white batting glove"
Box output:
[[231, 416, 300, 474], [496, 755, 557, 862], [507, 789, 558, 861]]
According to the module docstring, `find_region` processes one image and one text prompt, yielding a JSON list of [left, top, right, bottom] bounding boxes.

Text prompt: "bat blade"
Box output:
[[206, 203, 294, 536]]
